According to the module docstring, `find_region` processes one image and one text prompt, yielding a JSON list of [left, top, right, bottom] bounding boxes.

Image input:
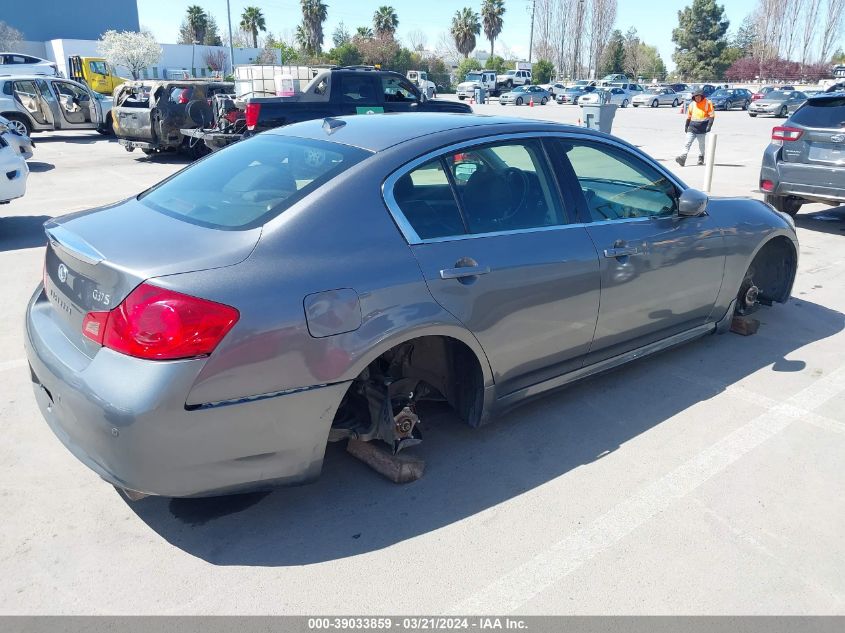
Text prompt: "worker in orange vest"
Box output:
[[676, 88, 715, 167]]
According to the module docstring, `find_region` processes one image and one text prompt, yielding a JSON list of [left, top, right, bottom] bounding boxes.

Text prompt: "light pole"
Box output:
[[527, 0, 535, 63], [226, 0, 236, 76], [191, 39, 198, 77]]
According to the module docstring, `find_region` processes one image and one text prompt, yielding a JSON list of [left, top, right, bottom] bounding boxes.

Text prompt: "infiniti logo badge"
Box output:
[[57, 264, 68, 284], [831, 134, 845, 143]]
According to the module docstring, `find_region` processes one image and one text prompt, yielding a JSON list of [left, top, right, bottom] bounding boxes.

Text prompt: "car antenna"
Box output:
[[322, 117, 346, 135]]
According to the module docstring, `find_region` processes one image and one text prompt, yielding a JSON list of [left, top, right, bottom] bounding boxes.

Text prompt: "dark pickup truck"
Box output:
[[185, 67, 472, 151]]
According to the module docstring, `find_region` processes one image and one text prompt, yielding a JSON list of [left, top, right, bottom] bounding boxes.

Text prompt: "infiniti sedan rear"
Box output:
[[26, 114, 797, 499]]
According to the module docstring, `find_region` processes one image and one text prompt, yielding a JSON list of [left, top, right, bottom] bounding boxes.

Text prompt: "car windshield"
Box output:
[[767, 91, 790, 99], [139, 135, 371, 230], [465, 73, 482, 82], [511, 86, 526, 92], [711, 90, 730, 98], [505, 70, 516, 75]]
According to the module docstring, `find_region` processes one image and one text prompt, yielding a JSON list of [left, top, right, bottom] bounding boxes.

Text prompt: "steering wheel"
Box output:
[[501, 167, 530, 222]]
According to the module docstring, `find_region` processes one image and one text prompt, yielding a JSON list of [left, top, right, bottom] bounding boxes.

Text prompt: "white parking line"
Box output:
[[451, 365, 845, 614], [0, 358, 27, 373]]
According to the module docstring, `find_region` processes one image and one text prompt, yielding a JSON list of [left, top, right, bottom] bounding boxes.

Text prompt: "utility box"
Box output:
[[474, 86, 486, 104], [581, 103, 618, 134]]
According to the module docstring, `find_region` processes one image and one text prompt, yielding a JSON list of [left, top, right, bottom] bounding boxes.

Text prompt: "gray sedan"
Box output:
[[749, 90, 807, 117], [26, 114, 798, 498], [632, 87, 680, 108], [499, 85, 550, 105]]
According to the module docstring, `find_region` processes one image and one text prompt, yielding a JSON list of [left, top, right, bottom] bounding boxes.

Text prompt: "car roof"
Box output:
[[269, 112, 606, 152], [0, 74, 64, 81]]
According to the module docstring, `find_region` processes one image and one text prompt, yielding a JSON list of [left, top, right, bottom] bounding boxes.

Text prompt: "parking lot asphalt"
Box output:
[[1, 103, 844, 615]]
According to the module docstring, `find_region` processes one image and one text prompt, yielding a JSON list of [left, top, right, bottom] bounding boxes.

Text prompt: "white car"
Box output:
[[0, 52, 58, 76], [579, 87, 631, 107], [0, 115, 34, 160], [0, 138, 28, 204]]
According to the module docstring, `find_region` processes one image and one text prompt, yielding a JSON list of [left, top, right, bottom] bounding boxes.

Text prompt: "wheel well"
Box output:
[[333, 335, 486, 435], [749, 236, 797, 304]]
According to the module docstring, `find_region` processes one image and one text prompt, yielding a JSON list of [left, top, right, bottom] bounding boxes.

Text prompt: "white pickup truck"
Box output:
[[456, 70, 498, 100], [407, 71, 437, 100]]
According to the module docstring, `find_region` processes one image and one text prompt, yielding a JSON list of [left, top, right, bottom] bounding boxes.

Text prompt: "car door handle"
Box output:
[[603, 246, 640, 258], [440, 265, 491, 279]]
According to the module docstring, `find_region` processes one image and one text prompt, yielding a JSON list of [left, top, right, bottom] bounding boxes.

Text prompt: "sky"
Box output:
[[137, 0, 763, 70]]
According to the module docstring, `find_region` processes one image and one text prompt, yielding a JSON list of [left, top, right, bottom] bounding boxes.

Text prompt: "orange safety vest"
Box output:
[[687, 98, 715, 121]]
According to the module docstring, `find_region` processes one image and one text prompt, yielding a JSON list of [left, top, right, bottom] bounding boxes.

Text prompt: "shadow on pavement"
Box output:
[[0, 215, 51, 251], [32, 134, 115, 145], [795, 207, 845, 236], [129, 298, 844, 566], [27, 161, 55, 173]]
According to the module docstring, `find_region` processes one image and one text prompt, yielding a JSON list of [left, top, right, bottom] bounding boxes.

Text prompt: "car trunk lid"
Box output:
[[42, 198, 260, 353]]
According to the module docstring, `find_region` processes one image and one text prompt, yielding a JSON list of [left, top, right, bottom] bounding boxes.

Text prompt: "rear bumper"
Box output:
[[25, 286, 350, 498], [761, 152, 845, 204]]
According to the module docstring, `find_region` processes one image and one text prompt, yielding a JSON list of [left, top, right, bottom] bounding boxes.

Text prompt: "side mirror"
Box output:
[[678, 188, 709, 217]]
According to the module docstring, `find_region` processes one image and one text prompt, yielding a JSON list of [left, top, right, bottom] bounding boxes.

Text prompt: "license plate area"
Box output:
[[808, 144, 845, 164]]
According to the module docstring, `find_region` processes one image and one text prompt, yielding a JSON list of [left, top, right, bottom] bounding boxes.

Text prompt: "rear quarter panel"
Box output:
[[167, 148, 493, 408]]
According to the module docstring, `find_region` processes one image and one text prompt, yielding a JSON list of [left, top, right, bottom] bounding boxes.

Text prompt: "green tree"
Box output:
[[733, 14, 757, 56], [329, 42, 362, 66], [455, 57, 482, 81], [240, 6, 267, 49], [300, 0, 328, 55], [639, 44, 667, 81], [185, 5, 207, 43], [373, 6, 399, 39], [356, 26, 374, 39], [481, 0, 505, 57], [672, 0, 730, 80], [332, 21, 350, 48], [485, 54, 507, 74], [600, 29, 625, 76], [832, 49, 845, 64], [532, 59, 555, 84], [451, 7, 481, 58]]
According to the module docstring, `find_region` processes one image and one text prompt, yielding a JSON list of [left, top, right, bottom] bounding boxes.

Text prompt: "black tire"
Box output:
[[458, 95, 465, 100], [540, 97, 547, 105], [742, 100, 749, 110], [96, 112, 113, 135], [622, 99, 628, 108], [505, 80, 513, 89], [672, 99, 679, 107], [3, 113, 31, 136], [749, 112, 757, 117], [779, 106, 787, 117], [651, 99, 659, 108], [764, 194, 802, 216], [516, 97, 523, 106]]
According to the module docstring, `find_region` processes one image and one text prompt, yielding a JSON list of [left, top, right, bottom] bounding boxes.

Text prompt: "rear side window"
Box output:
[[790, 98, 845, 128], [139, 136, 371, 230]]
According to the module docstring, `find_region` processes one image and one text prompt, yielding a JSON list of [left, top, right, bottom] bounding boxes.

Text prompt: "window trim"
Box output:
[[382, 131, 687, 244]]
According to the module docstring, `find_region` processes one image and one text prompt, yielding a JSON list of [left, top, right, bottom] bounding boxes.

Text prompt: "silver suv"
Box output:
[[0, 75, 113, 136], [759, 92, 845, 215]]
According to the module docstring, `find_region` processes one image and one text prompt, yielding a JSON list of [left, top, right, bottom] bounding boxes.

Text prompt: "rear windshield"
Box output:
[[139, 135, 371, 230], [790, 98, 845, 128]]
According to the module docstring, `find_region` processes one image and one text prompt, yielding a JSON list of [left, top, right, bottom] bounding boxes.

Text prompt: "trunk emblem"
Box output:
[[831, 134, 845, 143], [57, 264, 68, 283]]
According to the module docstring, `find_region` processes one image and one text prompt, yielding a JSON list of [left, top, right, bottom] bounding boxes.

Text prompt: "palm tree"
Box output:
[[355, 26, 374, 39], [481, 0, 505, 57], [240, 6, 266, 49], [295, 25, 309, 51], [300, 0, 328, 55], [450, 8, 481, 58], [186, 5, 208, 43], [373, 6, 399, 40]]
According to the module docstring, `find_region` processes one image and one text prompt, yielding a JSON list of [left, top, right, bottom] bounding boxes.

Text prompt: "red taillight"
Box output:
[[177, 89, 190, 104], [82, 311, 109, 345], [752, 93, 762, 100], [245, 102, 261, 130], [760, 179, 775, 192], [225, 109, 240, 124], [83, 283, 239, 360], [772, 126, 803, 142]]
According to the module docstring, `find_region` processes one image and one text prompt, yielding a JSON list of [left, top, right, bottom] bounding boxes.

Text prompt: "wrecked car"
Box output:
[[112, 79, 233, 158], [0, 75, 113, 136], [26, 113, 797, 499]]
